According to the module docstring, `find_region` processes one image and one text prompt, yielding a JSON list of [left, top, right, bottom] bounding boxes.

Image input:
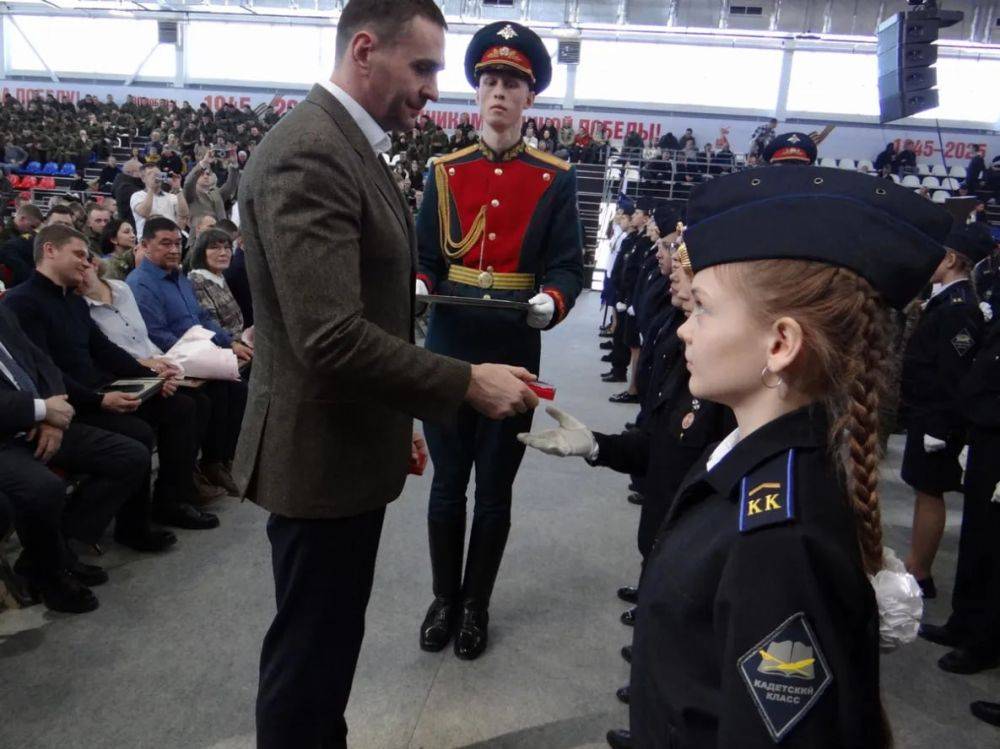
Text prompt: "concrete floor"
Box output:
[[1, 290, 997, 749]]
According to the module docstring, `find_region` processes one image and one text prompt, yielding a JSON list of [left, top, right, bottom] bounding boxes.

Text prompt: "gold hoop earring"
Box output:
[[761, 366, 783, 390]]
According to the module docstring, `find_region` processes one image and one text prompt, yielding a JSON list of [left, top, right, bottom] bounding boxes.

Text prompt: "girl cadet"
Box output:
[[535, 165, 945, 748]]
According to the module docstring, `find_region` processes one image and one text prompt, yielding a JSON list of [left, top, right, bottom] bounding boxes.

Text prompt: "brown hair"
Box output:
[[33, 224, 87, 263], [335, 0, 447, 61], [719, 260, 891, 576]]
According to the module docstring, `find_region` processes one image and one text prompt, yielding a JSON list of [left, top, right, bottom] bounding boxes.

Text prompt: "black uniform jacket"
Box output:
[[630, 405, 883, 749], [901, 279, 983, 440], [960, 318, 1000, 429], [0, 305, 64, 441]]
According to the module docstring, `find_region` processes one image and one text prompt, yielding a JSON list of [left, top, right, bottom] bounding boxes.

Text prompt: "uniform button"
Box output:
[[543, 173, 551, 181], [448, 168, 456, 176], [494, 168, 503, 176], [488, 232, 497, 241], [491, 199, 500, 207]]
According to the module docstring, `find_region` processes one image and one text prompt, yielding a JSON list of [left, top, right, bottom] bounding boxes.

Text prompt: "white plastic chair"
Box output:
[[917, 163, 931, 176], [932, 190, 949, 203], [901, 174, 921, 188], [856, 159, 874, 172], [819, 157, 838, 168], [949, 165, 965, 178], [839, 159, 856, 170], [891, 174, 901, 184], [931, 164, 949, 177], [941, 177, 961, 191], [921, 176, 940, 189]]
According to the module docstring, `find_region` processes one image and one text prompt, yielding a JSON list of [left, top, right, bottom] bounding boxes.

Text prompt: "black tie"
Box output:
[[0, 341, 39, 398]]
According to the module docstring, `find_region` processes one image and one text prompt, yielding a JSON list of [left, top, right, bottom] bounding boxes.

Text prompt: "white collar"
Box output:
[[929, 278, 963, 300], [83, 278, 126, 308], [189, 268, 226, 288], [317, 79, 391, 155], [706, 428, 741, 472]]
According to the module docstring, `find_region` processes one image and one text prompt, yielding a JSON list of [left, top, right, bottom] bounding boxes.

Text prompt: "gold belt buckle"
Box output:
[[477, 269, 495, 289]]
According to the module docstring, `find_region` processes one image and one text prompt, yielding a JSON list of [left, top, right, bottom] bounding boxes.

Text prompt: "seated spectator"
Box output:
[[430, 126, 450, 155], [112, 159, 144, 226], [748, 118, 776, 157], [2, 225, 210, 547], [895, 140, 917, 174], [130, 163, 187, 238], [407, 159, 425, 192], [714, 126, 731, 152], [0, 304, 152, 612], [558, 122, 575, 160], [657, 131, 680, 154], [678, 127, 696, 151], [83, 203, 111, 255], [183, 152, 239, 225], [99, 218, 137, 280], [523, 125, 539, 149], [217, 219, 252, 328], [874, 142, 896, 174], [449, 128, 471, 153], [43, 204, 77, 228], [187, 228, 247, 341], [456, 112, 475, 141], [573, 126, 594, 163], [622, 129, 644, 157], [97, 155, 119, 191], [0, 204, 44, 286], [593, 127, 612, 163], [127, 217, 249, 494]]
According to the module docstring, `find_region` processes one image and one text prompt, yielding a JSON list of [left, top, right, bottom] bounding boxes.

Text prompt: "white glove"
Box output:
[[615, 302, 627, 313], [526, 292, 555, 329], [415, 279, 429, 297], [980, 301, 994, 323], [517, 405, 596, 458], [923, 434, 947, 453], [627, 305, 635, 316]]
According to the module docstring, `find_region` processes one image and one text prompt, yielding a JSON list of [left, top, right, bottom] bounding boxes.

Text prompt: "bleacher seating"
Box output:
[[838, 159, 856, 170], [917, 164, 931, 176], [932, 190, 950, 203], [949, 165, 965, 178], [922, 176, 940, 189], [931, 164, 949, 177], [901, 175, 921, 188], [941, 177, 961, 191], [819, 157, 837, 168]]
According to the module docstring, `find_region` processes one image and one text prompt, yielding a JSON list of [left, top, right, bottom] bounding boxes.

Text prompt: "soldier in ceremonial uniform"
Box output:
[[617, 166, 947, 748], [414, 21, 584, 661], [900, 225, 988, 597]]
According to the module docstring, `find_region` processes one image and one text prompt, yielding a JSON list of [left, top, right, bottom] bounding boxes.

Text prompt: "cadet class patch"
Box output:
[[737, 612, 833, 742], [738, 449, 796, 533], [952, 328, 974, 356]]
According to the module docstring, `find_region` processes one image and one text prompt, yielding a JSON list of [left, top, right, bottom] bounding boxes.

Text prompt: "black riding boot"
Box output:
[[419, 518, 465, 652], [454, 519, 510, 660]]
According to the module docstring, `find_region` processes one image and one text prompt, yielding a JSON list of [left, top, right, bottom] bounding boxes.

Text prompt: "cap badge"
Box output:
[[497, 24, 518, 40], [787, 134, 801, 144]]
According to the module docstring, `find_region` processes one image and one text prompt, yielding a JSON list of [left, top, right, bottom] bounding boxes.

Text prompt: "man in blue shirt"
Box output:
[[128, 216, 249, 494]]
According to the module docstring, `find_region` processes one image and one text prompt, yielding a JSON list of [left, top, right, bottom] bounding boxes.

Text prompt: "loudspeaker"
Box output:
[[557, 40, 581, 65], [158, 21, 178, 45]]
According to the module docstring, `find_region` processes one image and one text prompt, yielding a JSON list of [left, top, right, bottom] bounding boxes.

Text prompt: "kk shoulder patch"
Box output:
[[737, 612, 833, 743], [952, 328, 974, 357], [738, 449, 796, 533]]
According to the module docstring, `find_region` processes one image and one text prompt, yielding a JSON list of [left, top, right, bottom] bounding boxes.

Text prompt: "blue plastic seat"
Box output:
[[42, 162, 59, 175], [25, 161, 41, 174], [60, 163, 77, 176]]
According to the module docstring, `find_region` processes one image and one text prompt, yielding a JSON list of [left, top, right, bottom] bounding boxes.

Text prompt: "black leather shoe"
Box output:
[[616, 685, 630, 704], [599, 330, 613, 339], [610, 391, 639, 404], [114, 527, 177, 553], [627, 492, 643, 506], [454, 606, 489, 660], [606, 728, 633, 749], [916, 576, 936, 598], [971, 701, 1000, 728], [621, 607, 636, 626], [618, 586, 638, 604], [600, 341, 614, 350], [31, 572, 99, 614], [420, 597, 458, 652], [601, 353, 614, 362], [67, 558, 108, 587], [152, 502, 220, 530], [938, 648, 1000, 675], [601, 371, 627, 382], [918, 622, 963, 648], [0, 556, 38, 607], [621, 645, 632, 663]]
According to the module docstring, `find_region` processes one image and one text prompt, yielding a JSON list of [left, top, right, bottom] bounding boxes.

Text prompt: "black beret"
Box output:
[[618, 195, 635, 216], [684, 166, 951, 309], [762, 132, 818, 165], [635, 196, 656, 214], [653, 204, 680, 234], [465, 22, 553, 94], [945, 223, 995, 264]]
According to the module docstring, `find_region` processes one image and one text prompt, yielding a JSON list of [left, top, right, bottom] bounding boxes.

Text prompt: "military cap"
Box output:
[[762, 132, 817, 165], [635, 196, 656, 214], [652, 204, 680, 234], [465, 21, 553, 94], [618, 196, 636, 216], [684, 165, 951, 309], [945, 223, 995, 264]]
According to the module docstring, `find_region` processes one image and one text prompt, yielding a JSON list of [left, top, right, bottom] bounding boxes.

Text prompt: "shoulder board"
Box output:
[[738, 449, 797, 534], [524, 146, 571, 171], [434, 145, 479, 166]]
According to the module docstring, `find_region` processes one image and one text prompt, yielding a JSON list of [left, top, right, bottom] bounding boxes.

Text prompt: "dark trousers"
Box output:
[[201, 380, 248, 463], [610, 313, 630, 375], [0, 423, 148, 568], [424, 404, 533, 527], [78, 392, 200, 506], [256, 507, 386, 749], [948, 427, 1000, 655]]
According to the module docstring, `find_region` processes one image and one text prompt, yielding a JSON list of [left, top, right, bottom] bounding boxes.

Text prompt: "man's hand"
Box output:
[[143, 170, 160, 192], [517, 406, 596, 458], [465, 364, 539, 420], [101, 391, 141, 413], [42, 394, 74, 429], [526, 293, 555, 329], [160, 377, 180, 397], [32, 423, 63, 463], [199, 152, 212, 171], [139, 357, 182, 378], [232, 341, 253, 362]]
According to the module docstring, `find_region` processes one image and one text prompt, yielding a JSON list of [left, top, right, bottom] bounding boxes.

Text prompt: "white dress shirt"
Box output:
[[0, 340, 46, 421], [84, 279, 163, 360], [316, 79, 391, 155], [706, 428, 741, 472]]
